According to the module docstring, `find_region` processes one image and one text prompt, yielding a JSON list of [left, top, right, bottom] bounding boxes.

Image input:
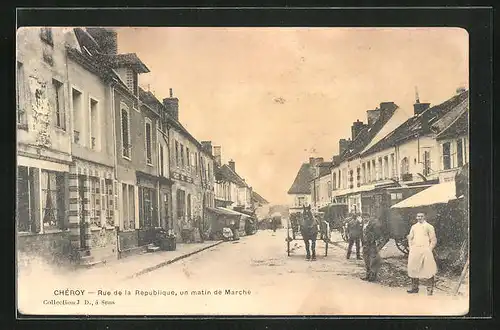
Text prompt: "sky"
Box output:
[[116, 27, 468, 205]]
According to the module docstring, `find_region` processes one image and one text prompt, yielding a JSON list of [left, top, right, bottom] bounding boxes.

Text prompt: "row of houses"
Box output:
[[288, 88, 469, 217], [16, 27, 267, 268]]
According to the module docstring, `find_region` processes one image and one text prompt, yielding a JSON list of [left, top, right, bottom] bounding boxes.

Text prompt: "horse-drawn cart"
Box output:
[[286, 206, 329, 258]]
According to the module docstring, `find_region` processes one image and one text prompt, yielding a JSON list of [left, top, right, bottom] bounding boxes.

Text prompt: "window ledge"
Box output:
[[122, 155, 131, 161], [147, 162, 154, 167], [54, 126, 67, 134]]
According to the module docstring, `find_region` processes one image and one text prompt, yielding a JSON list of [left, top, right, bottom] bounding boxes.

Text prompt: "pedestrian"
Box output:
[[230, 219, 240, 240], [406, 212, 438, 295], [346, 214, 363, 260], [361, 217, 382, 282]]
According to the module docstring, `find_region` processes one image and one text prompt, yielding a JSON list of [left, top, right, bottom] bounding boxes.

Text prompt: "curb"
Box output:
[[124, 241, 224, 280]]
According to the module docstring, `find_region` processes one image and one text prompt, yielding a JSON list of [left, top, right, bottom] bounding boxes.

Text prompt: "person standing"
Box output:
[[407, 212, 438, 295], [346, 215, 363, 260], [361, 217, 382, 282]]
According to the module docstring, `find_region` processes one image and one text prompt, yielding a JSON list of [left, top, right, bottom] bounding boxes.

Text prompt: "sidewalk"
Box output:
[[71, 240, 224, 283]]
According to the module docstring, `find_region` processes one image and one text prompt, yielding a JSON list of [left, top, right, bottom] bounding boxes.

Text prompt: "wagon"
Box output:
[[319, 203, 349, 242], [286, 211, 330, 257]]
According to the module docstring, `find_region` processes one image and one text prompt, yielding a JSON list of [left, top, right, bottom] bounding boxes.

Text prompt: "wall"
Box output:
[[67, 56, 114, 167], [17, 231, 75, 269], [16, 27, 74, 164]]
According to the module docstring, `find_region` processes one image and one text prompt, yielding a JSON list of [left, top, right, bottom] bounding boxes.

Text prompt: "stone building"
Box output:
[[16, 27, 76, 267], [287, 157, 324, 214]]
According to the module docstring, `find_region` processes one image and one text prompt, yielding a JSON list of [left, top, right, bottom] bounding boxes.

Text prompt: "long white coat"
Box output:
[[407, 221, 438, 279]]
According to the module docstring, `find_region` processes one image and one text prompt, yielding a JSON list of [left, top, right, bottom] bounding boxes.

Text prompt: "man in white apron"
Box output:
[[406, 212, 438, 295]]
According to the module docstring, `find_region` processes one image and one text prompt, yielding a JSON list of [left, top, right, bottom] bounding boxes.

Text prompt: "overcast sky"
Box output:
[[116, 27, 468, 205]]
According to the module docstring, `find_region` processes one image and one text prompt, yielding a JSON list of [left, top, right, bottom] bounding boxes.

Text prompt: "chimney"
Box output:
[[85, 27, 118, 54], [456, 86, 467, 94], [201, 141, 213, 156], [339, 138, 351, 155], [309, 157, 315, 164], [213, 146, 222, 166], [163, 88, 179, 121], [228, 159, 235, 172], [366, 108, 381, 126], [413, 95, 430, 116], [351, 119, 366, 140]]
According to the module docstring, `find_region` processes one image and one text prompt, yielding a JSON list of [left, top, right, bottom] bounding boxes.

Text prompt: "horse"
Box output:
[[300, 205, 320, 260]]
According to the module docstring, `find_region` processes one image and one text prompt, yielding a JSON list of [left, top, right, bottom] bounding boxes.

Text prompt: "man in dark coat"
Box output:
[[362, 217, 382, 282], [346, 215, 363, 260]]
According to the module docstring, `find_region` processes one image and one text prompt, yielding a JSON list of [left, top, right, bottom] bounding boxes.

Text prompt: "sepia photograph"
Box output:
[[16, 26, 470, 316]]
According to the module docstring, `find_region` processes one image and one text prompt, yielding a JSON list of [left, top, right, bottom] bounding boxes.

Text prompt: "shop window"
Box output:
[[139, 187, 157, 229], [17, 166, 39, 233], [41, 169, 66, 230], [89, 177, 101, 227]]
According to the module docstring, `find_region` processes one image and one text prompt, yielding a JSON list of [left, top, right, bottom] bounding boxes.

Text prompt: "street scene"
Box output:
[[16, 27, 469, 316]]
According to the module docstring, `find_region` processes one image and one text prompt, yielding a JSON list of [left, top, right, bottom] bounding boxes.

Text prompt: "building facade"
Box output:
[[17, 27, 76, 267]]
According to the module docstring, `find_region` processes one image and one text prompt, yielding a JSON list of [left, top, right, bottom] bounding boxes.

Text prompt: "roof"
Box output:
[[216, 164, 248, 187], [340, 102, 398, 160], [332, 155, 342, 166], [206, 207, 240, 217], [318, 162, 332, 178], [362, 90, 469, 157], [287, 163, 314, 195], [434, 100, 469, 140], [391, 181, 456, 209], [252, 191, 269, 204], [99, 53, 150, 73]]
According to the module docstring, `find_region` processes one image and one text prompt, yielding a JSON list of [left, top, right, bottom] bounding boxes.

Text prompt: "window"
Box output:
[[72, 89, 83, 144], [41, 170, 66, 230], [366, 162, 371, 182], [378, 158, 383, 180], [52, 79, 65, 130], [180, 144, 184, 167], [195, 152, 199, 174], [175, 141, 180, 167], [356, 167, 361, 187], [186, 148, 190, 167], [297, 196, 305, 207], [423, 151, 431, 176], [456, 139, 464, 167], [121, 107, 131, 158], [17, 166, 39, 233], [159, 145, 165, 177], [390, 153, 395, 178], [177, 190, 186, 220], [186, 194, 192, 220], [40, 27, 53, 45], [442, 142, 451, 170], [390, 192, 403, 200], [383, 156, 389, 180], [327, 181, 332, 198], [122, 183, 136, 230], [89, 177, 101, 227], [90, 98, 99, 150], [332, 172, 337, 190], [16, 62, 27, 127], [371, 160, 376, 181], [400, 157, 409, 175], [361, 163, 366, 184], [125, 69, 134, 93], [145, 120, 152, 164]]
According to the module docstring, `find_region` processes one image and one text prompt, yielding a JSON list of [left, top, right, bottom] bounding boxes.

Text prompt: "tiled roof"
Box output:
[[216, 164, 248, 187], [435, 105, 469, 140], [318, 162, 332, 178], [362, 90, 469, 157], [251, 191, 269, 204], [287, 163, 314, 195], [99, 53, 150, 73], [340, 102, 398, 160]]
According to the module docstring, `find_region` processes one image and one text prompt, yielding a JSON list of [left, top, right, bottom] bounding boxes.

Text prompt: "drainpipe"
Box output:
[[110, 82, 122, 257]]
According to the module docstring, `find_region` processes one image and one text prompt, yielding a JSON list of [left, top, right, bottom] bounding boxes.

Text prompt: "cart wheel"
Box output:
[[395, 238, 409, 255], [340, 228, 348, 242]]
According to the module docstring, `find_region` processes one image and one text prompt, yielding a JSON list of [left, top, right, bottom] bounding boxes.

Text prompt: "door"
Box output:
[[78, 175, 87, 249]]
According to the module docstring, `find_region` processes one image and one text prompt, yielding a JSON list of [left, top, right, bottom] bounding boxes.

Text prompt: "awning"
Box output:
[[218, 207, 252, 219], [206, 207, 240, 217], [391, 181, 457, 209]]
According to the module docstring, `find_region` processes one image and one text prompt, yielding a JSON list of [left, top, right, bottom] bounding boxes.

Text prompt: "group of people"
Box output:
[[345, 211, 438, 295]]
